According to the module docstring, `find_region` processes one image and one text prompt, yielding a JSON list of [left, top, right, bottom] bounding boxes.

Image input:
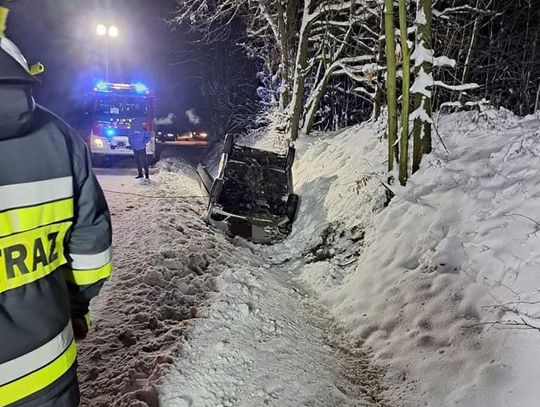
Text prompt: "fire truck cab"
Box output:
[[89, 81, 157, 164]]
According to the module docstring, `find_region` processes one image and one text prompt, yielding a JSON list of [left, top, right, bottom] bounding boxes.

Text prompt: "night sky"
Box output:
[[7, 0, 208, 127]]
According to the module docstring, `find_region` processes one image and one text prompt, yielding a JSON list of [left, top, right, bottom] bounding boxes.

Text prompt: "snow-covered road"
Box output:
[[78, 156, 387, 407]]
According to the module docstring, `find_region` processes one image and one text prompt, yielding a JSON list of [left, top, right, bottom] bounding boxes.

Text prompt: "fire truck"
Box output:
[[88, 81, 157, 164]]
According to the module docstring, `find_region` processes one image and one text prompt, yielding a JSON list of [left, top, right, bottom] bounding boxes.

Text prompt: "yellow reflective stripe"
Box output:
[[0, 340, 77, 407], [63, 262, 112, 286], [0, 222, 72, 294], [0, 198, 74, 238], [84, 313, 93, 329]]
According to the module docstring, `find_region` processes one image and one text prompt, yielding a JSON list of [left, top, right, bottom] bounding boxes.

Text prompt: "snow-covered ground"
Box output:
[[264, 108, 540, 406], [81, 109, 540, 407], [82, 156, 386, 407], [78, 160, 219, 407]]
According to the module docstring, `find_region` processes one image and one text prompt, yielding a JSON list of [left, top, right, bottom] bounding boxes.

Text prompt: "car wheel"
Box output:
[[286, 194, 300, 222], [223, 134, 234, 155], [285, 147, 296, 170]]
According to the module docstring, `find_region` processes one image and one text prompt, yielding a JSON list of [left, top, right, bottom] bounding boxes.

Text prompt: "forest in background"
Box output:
[[172, 0, 539, 184]]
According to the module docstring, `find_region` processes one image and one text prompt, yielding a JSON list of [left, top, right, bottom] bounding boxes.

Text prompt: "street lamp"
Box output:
[[96, 24, 119, 82]]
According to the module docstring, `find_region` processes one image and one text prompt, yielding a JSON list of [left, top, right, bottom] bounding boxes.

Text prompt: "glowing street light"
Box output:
[[108, 26, 119, 38], [95, 24, 119, 82], [96, 24, 107, 36]]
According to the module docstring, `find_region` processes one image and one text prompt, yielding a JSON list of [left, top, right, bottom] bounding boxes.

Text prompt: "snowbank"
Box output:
[[79, 160, 226, 407], [133, 108, 540, 407], [275, 109, 540, 406]]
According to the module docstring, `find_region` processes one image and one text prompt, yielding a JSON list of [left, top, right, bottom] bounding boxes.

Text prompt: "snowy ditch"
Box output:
[[81, 109, 540, 407], [81, 156, 388, 407]]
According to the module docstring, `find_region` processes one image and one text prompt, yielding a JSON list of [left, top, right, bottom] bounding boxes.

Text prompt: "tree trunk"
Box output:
[[412, 0, 432, 173], [373, 7, 386, 121], [288, 0, 313, 141], [384, 0, 398, 172], [303, 65, 338, 134], [398, 0, 411, 185], [421, 0, 432, 156], [458, 0, 481, 102], [276, 0, 298, 109]]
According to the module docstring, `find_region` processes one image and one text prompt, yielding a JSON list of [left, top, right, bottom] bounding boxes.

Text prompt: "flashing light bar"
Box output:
[[133, 82, 148, 94], [95, 81, 109, 91], [94, 81, 150, 94]]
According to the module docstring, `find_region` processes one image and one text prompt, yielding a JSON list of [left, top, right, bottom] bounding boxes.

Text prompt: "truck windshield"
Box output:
[[95, 95, 147, 118]]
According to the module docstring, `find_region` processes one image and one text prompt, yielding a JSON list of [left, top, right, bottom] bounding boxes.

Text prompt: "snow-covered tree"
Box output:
[[411, 0, 433, 173], [288, 0, 383, 140], [173, 0, 383, 140], [384, 0, 398, 172], [384, 0, 480, 182], [302, 1, 381, 135], [399, 0, 411, 185]]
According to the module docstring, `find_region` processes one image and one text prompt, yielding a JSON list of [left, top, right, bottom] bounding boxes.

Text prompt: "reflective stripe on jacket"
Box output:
[[0, 106, 112, 406]]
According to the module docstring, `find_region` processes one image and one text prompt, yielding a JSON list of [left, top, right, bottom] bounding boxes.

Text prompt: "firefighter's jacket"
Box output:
[[0, 101, 112, 406]]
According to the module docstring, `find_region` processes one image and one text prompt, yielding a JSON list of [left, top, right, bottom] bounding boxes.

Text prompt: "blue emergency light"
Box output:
[[95, 81, 109, 92], [133, 82, 148, 94], [105, 128, 115, 137], [94, 80, 149, 94]]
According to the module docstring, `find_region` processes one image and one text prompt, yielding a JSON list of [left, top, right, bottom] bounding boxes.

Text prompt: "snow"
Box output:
[[270, 108, 540, 406], [410, 41, 434, 68], [78, 159, 220, 407], [82, 108, 540, 407], [159, 260, 387, 407], [410, 66, 433, 98], [158, 143, 388, 406]]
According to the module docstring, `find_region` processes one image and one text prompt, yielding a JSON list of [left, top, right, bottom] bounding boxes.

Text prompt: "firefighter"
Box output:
[[128, 119, 150, 180], [0, 34, 112, 407]]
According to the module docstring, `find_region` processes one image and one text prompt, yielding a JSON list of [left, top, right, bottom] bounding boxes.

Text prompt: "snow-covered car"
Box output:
[[198, 135, 299, 244]]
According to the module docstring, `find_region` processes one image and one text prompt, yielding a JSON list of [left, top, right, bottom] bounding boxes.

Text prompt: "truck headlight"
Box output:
[[92, 137, 105, 149]]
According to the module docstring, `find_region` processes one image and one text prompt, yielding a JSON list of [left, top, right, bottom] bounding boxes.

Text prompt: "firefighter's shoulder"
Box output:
[[33, 104, 90, 157]]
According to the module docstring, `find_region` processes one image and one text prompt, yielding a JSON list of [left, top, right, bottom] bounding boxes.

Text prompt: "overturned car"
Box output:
[[198, 135, 299, 244]]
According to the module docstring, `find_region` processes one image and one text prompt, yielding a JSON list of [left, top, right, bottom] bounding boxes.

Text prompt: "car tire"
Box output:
[[223, 134, 234, 156], [286, 194, 300, 222], [285, 147, 296, 170]]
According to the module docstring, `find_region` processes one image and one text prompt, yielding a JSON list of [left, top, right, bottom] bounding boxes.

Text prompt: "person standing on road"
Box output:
[[0, 31, 112, 407], [128, 119, 150, 180]]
